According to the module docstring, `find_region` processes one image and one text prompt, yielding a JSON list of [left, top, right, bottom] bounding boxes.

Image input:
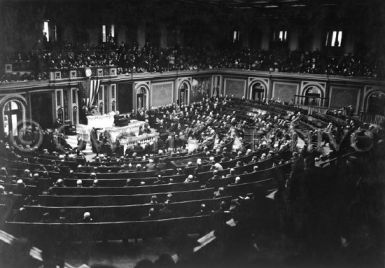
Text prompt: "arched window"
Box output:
[[0, 97, 26, 136], [367, 91, 385, 116], [179, 82, 189, 106], [304, 86, 322, 106], [137, 87, 148, 110], [3, 100, 25, 137]]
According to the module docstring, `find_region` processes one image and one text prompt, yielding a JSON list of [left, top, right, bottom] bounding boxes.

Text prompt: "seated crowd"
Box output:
[[0, 97, 384, 268], [1, 42, 384, 82]]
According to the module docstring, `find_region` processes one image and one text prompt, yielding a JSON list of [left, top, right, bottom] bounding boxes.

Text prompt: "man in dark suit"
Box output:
[[53, 118, 62, 129], [159, 202, 173, 218], [146, 159, 157, 171], [194, 203, 209, 216], [90, 128, 101, 155], [165, 135, 175, 152], [143, 207, 158, 220]]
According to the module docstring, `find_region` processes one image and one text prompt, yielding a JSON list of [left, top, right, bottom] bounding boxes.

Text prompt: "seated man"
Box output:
[[55, 179, 65, 187], [213, 162, 224, 171], [0, 167, 8, 178], [206, 170, 221, 187], [91, 179, 98, 187], [226, 168, 236, 178], [83, 212, 93, 222], [184, 174, 195, 183], [213, 187, 225, 198], [144, 124, 152, 134], [232, 176, 241, 185], [165, 193, 173, 203], [143, 207, 159, 220], [76, 179, 83, 188], [194, 203, 209, 216], [158, 202, 173, 218], [134, 143, 144, 155], [145, 159, 156, 171], [14, 179, 26, 195], [154, 175, 165, 184], [77, 136, 86, 151], [124, 179, 134, 187], [149, 194, 158, 203]]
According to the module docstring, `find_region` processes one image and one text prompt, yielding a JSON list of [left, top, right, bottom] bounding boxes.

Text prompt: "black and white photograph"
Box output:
[[0, 0, 384, 267]]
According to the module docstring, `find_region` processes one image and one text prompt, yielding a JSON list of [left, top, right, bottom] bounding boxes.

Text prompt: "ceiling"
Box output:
[[178, 0, 336, 8], [0, 0, 374, 12]]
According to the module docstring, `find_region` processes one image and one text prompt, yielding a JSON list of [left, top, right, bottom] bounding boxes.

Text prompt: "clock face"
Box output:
[[85, 68, 92, 77]]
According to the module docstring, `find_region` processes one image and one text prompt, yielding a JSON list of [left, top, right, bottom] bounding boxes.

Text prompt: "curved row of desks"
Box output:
[[19, 196, 232, 222], [6, 215, 215, 241]]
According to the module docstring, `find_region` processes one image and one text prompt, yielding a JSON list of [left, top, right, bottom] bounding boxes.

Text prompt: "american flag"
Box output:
[[87, 78, 101, 108]]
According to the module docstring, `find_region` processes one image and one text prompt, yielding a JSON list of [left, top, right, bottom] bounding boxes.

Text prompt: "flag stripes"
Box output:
[[88, 78, 101, 108]]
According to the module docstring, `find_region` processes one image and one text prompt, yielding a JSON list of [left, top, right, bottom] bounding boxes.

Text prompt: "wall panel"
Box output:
[[151, 81, 173, 107], [329, 86, 359, 110], [272, 82, 299, 103], [224, 78, 246, 98]]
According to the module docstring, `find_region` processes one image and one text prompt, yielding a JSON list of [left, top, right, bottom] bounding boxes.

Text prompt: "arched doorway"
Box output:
[[367, 91, 385, 116], [250, 82, 266, 101], [2, 99, 26, 138], [179, 82, 190, 106], [303, 86, 322, 106], [136, 86, 148, 110]]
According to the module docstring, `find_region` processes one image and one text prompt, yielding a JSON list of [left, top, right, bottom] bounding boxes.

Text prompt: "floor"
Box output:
[[65, 238, 175, 268]]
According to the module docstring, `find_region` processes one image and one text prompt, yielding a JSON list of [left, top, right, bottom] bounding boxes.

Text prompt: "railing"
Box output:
[[294, 104, 330, 115], [48, 66, 118, 81], [294, 94, 328, 107], [3, 62, 32, 73]]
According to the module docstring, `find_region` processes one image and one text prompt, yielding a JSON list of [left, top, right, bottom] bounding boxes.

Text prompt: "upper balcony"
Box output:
[[1, 65, 384, 94]]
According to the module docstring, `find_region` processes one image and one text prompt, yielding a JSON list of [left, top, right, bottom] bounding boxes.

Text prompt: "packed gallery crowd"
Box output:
[[0, 97, 384, 267], [1, 42, 384, 82]]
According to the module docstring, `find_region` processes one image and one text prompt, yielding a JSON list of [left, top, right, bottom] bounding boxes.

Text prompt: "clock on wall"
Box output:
[[85, 68, 92, 78]]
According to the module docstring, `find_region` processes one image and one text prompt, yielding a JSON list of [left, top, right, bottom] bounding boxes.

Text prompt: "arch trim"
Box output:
[[0, 94, 28, 138], [248, 79, 268, 100], [363, 88, 385, 113]]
